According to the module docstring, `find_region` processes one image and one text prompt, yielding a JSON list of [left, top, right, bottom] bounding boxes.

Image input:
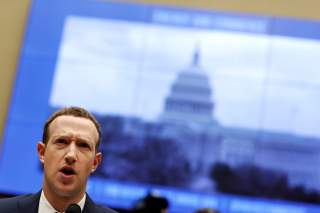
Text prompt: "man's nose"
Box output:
[[65, 143, 77, 164]]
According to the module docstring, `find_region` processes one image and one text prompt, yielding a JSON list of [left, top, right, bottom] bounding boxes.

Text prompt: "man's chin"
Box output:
[[55, 184, 82, 198]]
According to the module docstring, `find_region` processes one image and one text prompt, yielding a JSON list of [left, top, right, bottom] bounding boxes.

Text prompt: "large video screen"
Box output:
[[1, 0, 320, 212]]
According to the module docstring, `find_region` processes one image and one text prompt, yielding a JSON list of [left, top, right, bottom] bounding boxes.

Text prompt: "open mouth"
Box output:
[[60, 167, 76, 176]]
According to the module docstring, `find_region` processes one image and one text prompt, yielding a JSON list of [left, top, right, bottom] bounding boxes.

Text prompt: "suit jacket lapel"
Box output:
[[82, 194, 96, 213], [17, 191, 41, 213], [14, 191, 111, 213]]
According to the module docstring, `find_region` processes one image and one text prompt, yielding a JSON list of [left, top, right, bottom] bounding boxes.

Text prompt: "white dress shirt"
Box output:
[[38, 190, 86, 213]]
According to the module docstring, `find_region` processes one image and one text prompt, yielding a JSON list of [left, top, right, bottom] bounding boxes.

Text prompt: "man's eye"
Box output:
[[56, 138, 68, 144], [78, 142, 91, 150], [79, 142, 90, 149]]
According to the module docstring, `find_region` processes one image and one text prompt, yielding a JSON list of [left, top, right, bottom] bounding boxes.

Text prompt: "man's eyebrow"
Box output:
[[75, 137, 94, 145], [50, 134, 66, 139], [51, 133, 94, 143]]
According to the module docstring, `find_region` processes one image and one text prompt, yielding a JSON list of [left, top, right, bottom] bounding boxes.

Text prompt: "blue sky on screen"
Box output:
[[50, 15, 320, 138]]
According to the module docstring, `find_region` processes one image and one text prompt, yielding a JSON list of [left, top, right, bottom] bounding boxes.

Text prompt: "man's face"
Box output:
[[37, 115, 102, 199]]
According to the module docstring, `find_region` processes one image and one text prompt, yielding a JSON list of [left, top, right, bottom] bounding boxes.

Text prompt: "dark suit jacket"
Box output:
[[0, 191, 118, 213]]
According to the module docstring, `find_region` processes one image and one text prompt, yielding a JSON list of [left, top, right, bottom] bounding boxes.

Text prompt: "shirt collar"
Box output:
[[39, 190, 86, 213]]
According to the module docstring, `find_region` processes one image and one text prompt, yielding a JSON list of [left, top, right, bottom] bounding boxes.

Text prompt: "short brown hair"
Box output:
[[42, 106, 101, 151], [194, 208, 220, 213]]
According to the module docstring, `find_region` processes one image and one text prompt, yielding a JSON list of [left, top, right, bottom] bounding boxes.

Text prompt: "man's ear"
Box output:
[[37, 142, 46, 164], [91, 152, 102, 173]]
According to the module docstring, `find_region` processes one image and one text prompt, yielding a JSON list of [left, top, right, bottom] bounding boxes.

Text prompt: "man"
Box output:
[[193, 208, 220, 213], [133, 193, 169, 213], [0, 106, 117, 213]]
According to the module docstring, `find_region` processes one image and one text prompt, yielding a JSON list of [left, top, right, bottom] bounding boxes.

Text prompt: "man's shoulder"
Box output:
[[94, 204, 118, 213], [0, 194, 35, 212], [84, 194, 118, 213], [0, 194, 34, 205]]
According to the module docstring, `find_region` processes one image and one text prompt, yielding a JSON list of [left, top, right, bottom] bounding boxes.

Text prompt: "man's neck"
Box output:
[[42, 186, 85, 212]]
